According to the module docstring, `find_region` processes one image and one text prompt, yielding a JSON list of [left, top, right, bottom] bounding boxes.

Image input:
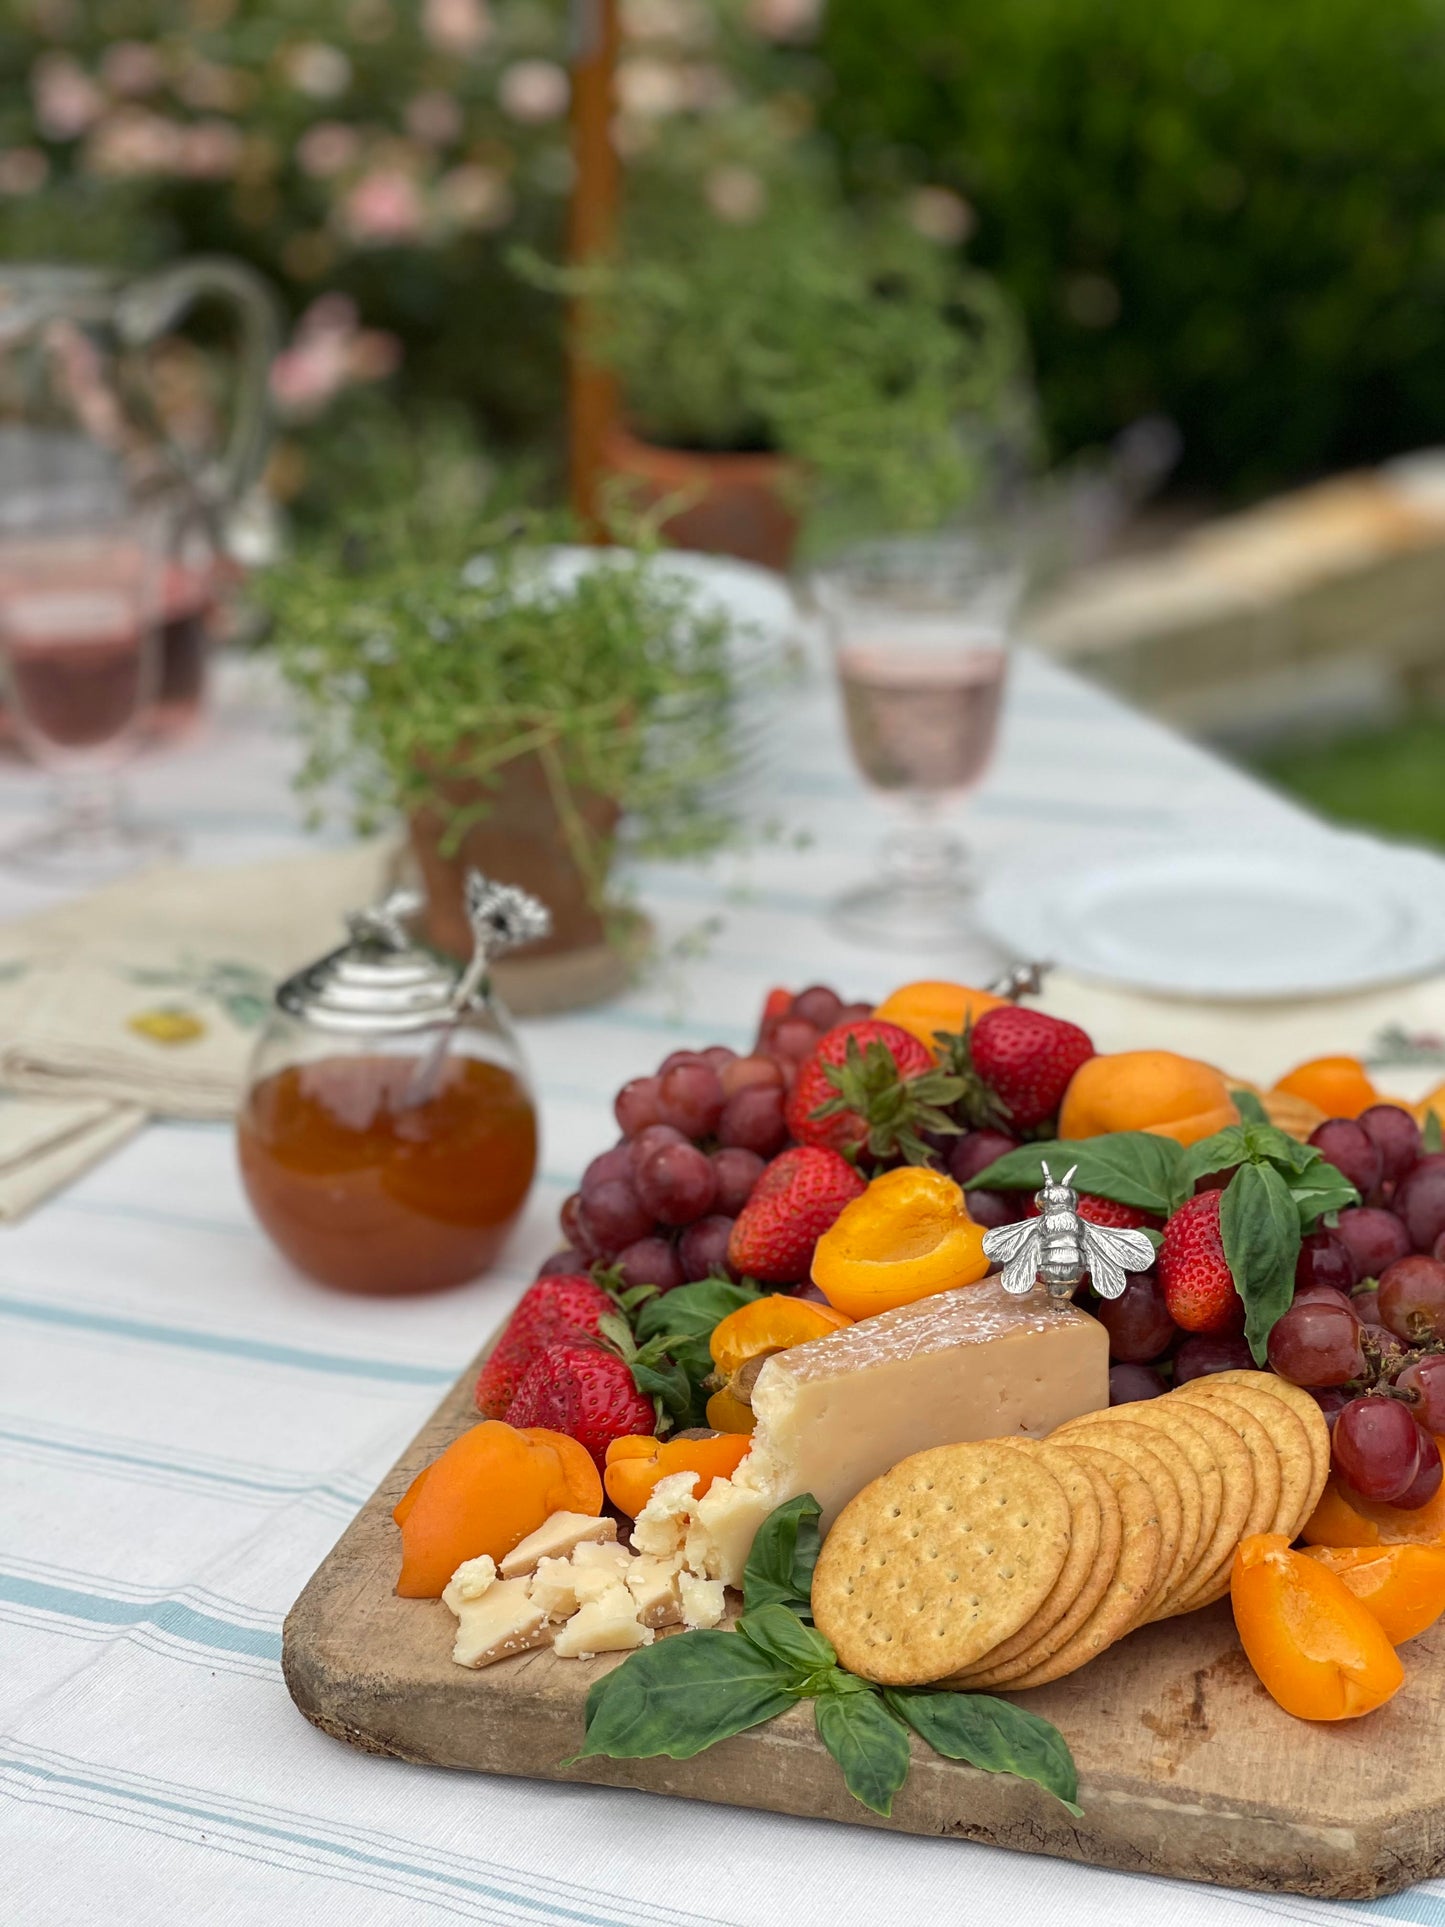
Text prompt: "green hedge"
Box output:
[[821, 0, 1445, 494]]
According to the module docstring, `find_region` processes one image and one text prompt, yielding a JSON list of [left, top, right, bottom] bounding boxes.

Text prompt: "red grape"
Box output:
[[1332, 1395, 1428, 1501], [1333, 1206, 1411, 1280], [1397, 1353, 1445, 1433], [948, 1129, 1021, 1187], [534, 1247, 583, 1278], [1351, 1287, 1381, 1325], [1309, 1386, 1352, 1428], [627, 1123, 686, 1175], [717, 1085, 788, 1157], [792, 985, 843, 1030], [771, 1018, 821, 1063], [1377, 1254, 1445, 1343], [1109, 1363, 1168, 1404], [1393, 1154, 1445, 1251], [559, 1190, 599, 1261], [837, 1002, 875, 1025], [965, 1187, 1025, 1230], [1295, 1229, 1356, 1293], [659, 1049, 706, 1075], [719, 1053, 783, 1098], [1394, 1430, 1444, 1509], [711, 1147, 765, 1216], [700, 1045, 737, 1072], [581, 1143, 633, 1195], [677, 1215, 738, 1282], [657, 1061, 726, 1138], [1265, 1297, 1366, 1387], [1291, 1283, 1351, 1309], [1358, 1104, 1422, 1186], [615, 1075, 664, 1137], [1309, 1118, 1383, 1199], [579, 1178, 654, 1256], [1095, 1273, 1176, 1363], [635, 1141, 717, 1225], [614, 1236, 684, 1294], [1172, 1332, 1255, 1382]]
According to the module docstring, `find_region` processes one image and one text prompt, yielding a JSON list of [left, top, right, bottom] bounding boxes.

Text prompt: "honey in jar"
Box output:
[[237, 881, 547, 1295]]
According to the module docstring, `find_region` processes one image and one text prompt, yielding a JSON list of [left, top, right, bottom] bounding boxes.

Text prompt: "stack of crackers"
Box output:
[[812, 1371, 1331, 1691]]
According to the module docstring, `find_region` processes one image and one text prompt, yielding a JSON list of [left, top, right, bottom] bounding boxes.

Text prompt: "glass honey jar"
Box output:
[[237, 877, 548, 1295]]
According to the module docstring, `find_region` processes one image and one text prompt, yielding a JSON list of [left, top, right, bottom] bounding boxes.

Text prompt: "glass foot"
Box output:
[[0, 809, 179, 886], [828, 871, 990, 950]]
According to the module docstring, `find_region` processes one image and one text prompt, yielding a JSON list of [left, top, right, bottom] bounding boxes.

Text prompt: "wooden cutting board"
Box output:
[[283, 1347, 1445, 1900]]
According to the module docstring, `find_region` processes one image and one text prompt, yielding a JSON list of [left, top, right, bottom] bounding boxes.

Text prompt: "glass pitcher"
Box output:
[[0, 258, 280, 737]]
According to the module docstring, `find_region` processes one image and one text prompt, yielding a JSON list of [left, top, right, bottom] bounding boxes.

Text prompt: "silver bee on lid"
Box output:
[[983, 1160, 1155, 1304]]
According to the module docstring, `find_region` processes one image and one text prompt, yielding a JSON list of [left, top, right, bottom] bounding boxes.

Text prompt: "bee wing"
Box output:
[[982, 1219, 1041, 1296], [1080, 1223, 1157, 1301]]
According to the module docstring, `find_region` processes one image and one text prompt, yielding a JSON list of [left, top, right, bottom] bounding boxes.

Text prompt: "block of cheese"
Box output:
[[665, 1280, 1108, 1587]]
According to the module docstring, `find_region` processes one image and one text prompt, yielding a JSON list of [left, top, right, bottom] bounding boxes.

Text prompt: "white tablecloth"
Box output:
[[2, 643, 1437, 1927]]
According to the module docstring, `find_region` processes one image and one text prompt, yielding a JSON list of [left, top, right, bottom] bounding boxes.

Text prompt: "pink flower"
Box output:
[[497, 59, 570, 124], [269, 299, 402, 420], [270, 338, 350, 418], [284, 43, 352, 101], [296, 121, 360, 179], [100, 40, 166, 98], [0, 148, 49, 195], [404, 90, 463, 146], [438, 162, 513, 230], [616, 57, 686, 117], [31, 54, 104, 142], [179, 120, 243, 180], [298, 292, 361, 337], [907, 186, 975, 247], [422, 0, 492, 57], [84, 109, 184, 178], [705, 164, 766, 225], [342, 168, 426, 244]]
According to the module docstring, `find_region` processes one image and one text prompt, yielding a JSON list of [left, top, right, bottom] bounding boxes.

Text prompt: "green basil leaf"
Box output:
[[814, 1691, 914, 1817], [885, 1689, 1082, 1815], [742, 1493, 823, 1618], [1241, 1122, 1319, 1179], [574, 1628, 798, 1762], [1229, 1089, 1269, 1126], [635, 1277, 762, 1425], [1220, 1160, 1302, 1364], [1426, 1110, 1443, 1154], [1180, 1126, 1248, 1186], [969, 1134, 1185, 1215], [738, 1602, 838, 1681], [630, 1355, 693, 1425], [1290, 1168, 1360, 1231]]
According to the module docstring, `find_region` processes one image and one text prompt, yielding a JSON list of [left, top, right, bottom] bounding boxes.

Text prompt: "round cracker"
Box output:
[[1199, 1369, 1331, 1526], [1169, 1388, 1280, 1610], [1002, 1444, 1162, 1688], [1149, 1397, 1255, 1617], [1055, 1420, 1195, 1614], [955, 1457, 1123, 1686], [812, 1440, 1073, 1685], [1189, 1378, 1314, 1540]]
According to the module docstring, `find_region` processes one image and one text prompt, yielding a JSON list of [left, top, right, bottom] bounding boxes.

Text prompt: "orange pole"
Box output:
[[567, 0, 620, 540]]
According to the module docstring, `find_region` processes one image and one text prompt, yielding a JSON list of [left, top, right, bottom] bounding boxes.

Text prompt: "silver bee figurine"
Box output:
[[982, 1161, 1155, 1304]]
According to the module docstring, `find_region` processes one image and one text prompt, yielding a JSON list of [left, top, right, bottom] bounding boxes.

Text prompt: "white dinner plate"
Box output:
[[978, 834, 1445, 1001]]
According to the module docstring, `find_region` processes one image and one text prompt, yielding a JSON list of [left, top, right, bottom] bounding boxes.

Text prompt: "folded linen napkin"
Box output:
[[0, 1094, 145, 1222]]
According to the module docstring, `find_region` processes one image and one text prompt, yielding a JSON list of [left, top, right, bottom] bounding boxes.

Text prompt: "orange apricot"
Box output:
[[811, 1166, 990, 1319], [1302, 1544, 1445, 1645], [1301, 1438, 1445, 1549], [708, 1294, 852, 1380], [1231, 1532, 1404, 1720], [872, 980, 1006, 1054], [394, 1420, 602, 1598], [705, 1387, 757, 1435], [602, 1431, 752, 1518], [1413, 1083, 1445, 1132], [1271, 1055, 1379, 1121], [1057, 1050, 1238, 1148]]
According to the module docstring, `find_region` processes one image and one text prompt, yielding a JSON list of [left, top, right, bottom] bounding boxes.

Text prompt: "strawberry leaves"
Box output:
[[811, 1034, 964, 1165], [596, 1311, 693, 1433]]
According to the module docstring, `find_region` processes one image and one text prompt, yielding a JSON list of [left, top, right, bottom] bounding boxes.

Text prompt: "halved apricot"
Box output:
[[811, 1167, 989, 1319], [1231, 1532, 1404, 1721], [1301, 1438, 1445, 1548], [1302, 1544, 1445, 1645]]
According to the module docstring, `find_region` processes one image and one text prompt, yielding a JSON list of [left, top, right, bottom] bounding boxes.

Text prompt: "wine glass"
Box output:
[[816, 532, 1024, 948], [0, 516, 179, 881]]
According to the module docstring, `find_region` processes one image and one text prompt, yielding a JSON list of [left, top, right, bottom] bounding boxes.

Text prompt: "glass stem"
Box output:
[[881, 796, 964, 893], [51, 770, 122, 839]]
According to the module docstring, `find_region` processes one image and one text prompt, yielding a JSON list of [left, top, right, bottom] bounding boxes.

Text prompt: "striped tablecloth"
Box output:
[[2, 641, 1438, 1927]]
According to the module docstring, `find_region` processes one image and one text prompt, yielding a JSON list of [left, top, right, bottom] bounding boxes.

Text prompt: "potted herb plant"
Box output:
[[265, 519, 748, 1007]]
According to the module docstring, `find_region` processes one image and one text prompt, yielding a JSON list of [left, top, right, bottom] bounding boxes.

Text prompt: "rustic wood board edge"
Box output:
[[283, 1342, 1445, 1900]]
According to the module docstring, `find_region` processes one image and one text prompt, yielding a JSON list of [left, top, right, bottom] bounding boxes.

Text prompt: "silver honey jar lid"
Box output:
[[276, 876, 551, 1036]]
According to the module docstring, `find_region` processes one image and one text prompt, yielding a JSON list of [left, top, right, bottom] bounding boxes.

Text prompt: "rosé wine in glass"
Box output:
[[838, 642, 1007, 797]]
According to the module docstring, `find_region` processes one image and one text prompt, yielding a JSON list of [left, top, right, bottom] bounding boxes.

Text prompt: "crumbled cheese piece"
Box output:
[[552, 1583, 654, 1659], [678, 1570, 726, 1630], [446, 1575, 553, 1669], [527, 1555, 581, 1620], [569, 1540, 634, 1605], [625, 1554, 684, 1628], [441, 1553, 497, 1612], [500, 1510, 616, 1579], [631, 1470, 702, 1559]]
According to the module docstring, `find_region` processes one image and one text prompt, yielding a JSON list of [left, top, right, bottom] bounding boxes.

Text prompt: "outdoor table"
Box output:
[[1, 639, 1426, 1927]]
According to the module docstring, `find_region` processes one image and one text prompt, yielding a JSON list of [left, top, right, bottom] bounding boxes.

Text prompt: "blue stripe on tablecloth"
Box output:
[[0, 1293, 456, 1384], [1342, 1898, 1445, 1924], [0, 1425, 367, 1507], [1, 1745, 733, 1927], [0, 1573, 282, 1661]]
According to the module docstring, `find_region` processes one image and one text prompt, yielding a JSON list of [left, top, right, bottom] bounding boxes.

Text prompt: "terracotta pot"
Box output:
[[602, 423, 802, 573], [407, 749, 619, 963]]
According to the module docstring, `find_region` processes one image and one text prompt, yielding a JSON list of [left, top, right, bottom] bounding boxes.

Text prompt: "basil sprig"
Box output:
[[971, 1095, 1361, 1362], [632, 1277, 761, 1427], [570, 1496, 1082, 1820]]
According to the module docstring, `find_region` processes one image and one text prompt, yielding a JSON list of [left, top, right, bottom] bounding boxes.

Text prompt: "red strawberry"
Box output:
[[1027, 1192, 1159, 1230], [785, 1019, 958, 1163], [474, 1273, 615, 1417], [1158, 1191, 1244, 1334], [727, 1145, 867, 1284], [505, 1337, 655, 1469], [967, 1007, 1095, 1131]]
